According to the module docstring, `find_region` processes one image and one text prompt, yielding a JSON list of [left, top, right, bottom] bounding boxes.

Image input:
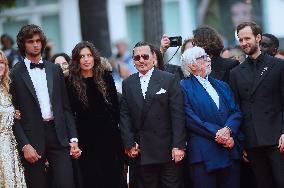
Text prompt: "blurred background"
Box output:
[[0, 0, 283, 64]]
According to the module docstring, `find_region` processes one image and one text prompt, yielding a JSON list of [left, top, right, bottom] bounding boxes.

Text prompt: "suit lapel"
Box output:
[[210, 57, 225, 80], [195, 76, 220, 113], [239, 61, 252, 83], [131, 73, 144, 109], [188, 76, 222, 126], [141, 69, 162, 126], [250, 58, 275, 96], [145, 69, 162, 104], [210, 78, 230, 122], [44, 61, 54, 101], [20, 63, 40, 107]]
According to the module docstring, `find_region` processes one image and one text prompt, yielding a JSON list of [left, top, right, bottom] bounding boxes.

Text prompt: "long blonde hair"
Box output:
[[0, 50, 11, 95]]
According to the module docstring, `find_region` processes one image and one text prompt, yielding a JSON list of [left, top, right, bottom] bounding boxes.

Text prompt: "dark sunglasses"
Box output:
[[133, 54, 150, 61]]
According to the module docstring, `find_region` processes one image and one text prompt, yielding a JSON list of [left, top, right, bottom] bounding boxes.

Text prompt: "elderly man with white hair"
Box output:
[[180, 46, 243, 188]]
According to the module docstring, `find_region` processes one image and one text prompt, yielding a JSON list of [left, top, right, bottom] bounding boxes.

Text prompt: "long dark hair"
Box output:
[[50, 53, 71, 64], [152, 45, 165, 70], [69, 41, 107, 106]]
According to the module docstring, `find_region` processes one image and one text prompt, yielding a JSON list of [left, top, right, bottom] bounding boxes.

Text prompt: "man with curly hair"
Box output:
[[193, 26, 239, 83], [10, 24, 81, 188]]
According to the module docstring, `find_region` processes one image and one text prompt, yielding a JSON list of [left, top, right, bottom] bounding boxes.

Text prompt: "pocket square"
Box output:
[[156, 88, 167, 94]]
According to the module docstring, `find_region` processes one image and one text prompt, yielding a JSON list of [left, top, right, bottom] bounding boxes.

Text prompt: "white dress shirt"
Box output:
[[195, 75, 220, 109], [139, 68, 154, 99], [24, 58, 54, 120]]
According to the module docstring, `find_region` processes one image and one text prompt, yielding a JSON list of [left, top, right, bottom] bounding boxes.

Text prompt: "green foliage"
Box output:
[[0, 0, 16, 10]]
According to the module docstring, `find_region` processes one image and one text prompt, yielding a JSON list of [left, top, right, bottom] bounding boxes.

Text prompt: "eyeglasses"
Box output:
[[133, 54, 150, 61], [196, 54, 210, 61]]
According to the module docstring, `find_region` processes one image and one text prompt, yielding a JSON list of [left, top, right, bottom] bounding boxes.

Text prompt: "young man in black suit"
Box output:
[[10, 24, 81, 188], [120, 42, 186, 188], [230, 21, 284, 188]]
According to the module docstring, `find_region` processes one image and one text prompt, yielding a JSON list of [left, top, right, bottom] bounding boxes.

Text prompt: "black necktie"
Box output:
[[30, 63, 44, 69]]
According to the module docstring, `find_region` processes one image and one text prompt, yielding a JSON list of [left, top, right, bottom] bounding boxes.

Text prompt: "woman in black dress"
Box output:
[[66, 41, 123, 188]]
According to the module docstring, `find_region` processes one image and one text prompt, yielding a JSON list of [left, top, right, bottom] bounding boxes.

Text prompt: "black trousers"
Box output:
[[23, 124, 75, 188], [240, 160, 257, 188], [247, 146, 284, 188], [137, 162, 183, 188]]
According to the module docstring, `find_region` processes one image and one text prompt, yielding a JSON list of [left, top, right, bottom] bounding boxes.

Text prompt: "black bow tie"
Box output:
[[30, 63, 44, 69]]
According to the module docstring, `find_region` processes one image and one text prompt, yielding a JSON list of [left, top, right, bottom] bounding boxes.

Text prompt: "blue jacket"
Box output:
[[180, 75, 243, 172]]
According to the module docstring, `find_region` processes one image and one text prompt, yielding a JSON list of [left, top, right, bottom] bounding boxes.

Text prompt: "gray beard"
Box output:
[[205, 67, 211, 76]]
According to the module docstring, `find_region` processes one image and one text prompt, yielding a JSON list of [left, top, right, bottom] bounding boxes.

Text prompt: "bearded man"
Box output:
[[230, 21, 284, 188]]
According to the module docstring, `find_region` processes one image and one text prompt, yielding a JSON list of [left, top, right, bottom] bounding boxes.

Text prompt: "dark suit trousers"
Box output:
[[190, 161, 240, 188], [137, 162, 183, 188], [23, 124, 75, 188], [247, 146, 284, 188], [240, 160, 257, 188]]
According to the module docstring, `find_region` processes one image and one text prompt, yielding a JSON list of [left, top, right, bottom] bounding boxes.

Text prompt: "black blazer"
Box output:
[[120, 68, 186, 165], [210, 56, 239, 83], [10, 60, 77, 154], [164, 63, 184, 80], [230, 54, 284, 148]]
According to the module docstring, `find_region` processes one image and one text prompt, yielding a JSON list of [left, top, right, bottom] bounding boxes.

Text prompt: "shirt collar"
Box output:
[[24, 57, 43, 69], [194, 75, 208, 82], [248, 53, 264, 64], [139, 67, 154, 78]]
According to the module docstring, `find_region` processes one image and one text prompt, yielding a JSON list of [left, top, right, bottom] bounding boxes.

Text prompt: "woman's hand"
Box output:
[[14, 110, 21, 120]]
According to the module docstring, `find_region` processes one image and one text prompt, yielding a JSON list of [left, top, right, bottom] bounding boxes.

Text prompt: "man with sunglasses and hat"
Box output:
[[120, 41, 186, 188]]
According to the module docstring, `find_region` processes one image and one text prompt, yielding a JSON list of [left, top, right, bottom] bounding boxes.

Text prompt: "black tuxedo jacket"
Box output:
[[230, 54, 284, 148], [10, 60, 77, 154], [120, 68, 186, 165], [164, 63, 184, 80], [210, 56, 239, 83]]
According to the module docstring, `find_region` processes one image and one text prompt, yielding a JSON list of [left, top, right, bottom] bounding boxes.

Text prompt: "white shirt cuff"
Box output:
[[70, 138, 78, 143]]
